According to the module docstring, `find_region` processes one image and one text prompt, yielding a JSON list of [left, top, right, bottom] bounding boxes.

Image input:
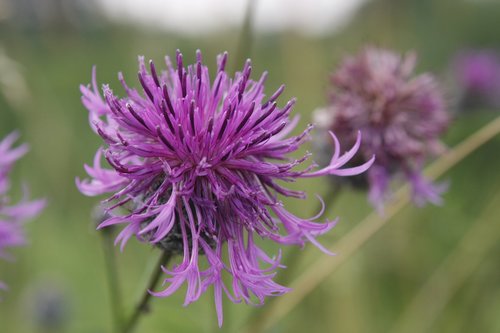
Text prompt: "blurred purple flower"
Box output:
[[318, 47, 449, 211], [453, 50, 500, 107], [30, 282, 70, 331], [77, 50, 373, 325], [0, 132, 45, 291]]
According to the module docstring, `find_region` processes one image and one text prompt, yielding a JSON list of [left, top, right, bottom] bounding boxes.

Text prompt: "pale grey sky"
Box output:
[[96, 0, 369, 36]]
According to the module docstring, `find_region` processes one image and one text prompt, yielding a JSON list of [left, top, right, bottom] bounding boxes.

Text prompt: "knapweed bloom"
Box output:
[[317, 47, 449, 211], [453, 50, 500, 108], [0, 132, 45, 292], [77, 50, 373, 325]]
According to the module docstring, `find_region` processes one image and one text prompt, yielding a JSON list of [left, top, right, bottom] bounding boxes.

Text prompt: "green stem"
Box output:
[[245, 115, 500, 333], [101, 231, 124, 333], [232, 0, 258, 72], [123, 251, 173, 333]]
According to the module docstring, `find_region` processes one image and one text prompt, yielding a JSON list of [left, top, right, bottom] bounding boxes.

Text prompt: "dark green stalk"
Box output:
[[123, 251, 172, 333], [101, 231, 124, 333], [232, 0, 258, 72]]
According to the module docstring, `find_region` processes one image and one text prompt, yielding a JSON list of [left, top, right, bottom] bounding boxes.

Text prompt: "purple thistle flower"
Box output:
[[0, 132, 45, 291], [453, 50, 500, 108], [319, 47, 449, 211], [76, 50, 373, 325]]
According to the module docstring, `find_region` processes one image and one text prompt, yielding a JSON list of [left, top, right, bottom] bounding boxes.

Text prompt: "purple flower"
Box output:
[[0, 132, 45, 291], [453, 50, 500, 107], [77, 50, 373, 325], [319, 47, 449, 211], [28, 282, 71, 331]]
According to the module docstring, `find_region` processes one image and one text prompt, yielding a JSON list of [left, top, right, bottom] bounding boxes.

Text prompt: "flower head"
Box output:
[[453, 50, 500, 108], [319, 47, 449, 211], [77, 50, 372, 325], [0, 132, 45, 291]]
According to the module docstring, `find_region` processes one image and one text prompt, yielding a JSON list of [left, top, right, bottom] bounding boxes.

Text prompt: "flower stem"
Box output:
[[123, 250, 172, 333], [101, 231, 124, 333], [247, 115, 500, 333], [233, 0, 258, 72]]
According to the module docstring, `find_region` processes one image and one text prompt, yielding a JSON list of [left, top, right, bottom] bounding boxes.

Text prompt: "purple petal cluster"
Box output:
[[453, 50, 500, 108], [77, 50, 373, 325], [0, 132, 45, 291], [321, 47, 449, 210]]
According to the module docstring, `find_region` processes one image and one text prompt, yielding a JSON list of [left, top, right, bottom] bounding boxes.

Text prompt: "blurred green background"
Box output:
[[1, 0, 500, 332]]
